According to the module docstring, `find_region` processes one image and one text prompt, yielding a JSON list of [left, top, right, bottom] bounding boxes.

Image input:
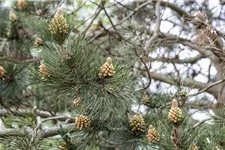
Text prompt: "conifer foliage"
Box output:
[[0, 0, 225, 150]]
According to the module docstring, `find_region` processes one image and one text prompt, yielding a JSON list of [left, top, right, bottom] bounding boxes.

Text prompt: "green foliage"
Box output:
[[0, 0, 225, 150], [0, 63, 27, 103], [39, 36, 136, 118]]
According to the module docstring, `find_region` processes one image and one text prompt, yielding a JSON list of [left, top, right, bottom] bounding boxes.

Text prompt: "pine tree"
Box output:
[[0, 0, 225, 150]]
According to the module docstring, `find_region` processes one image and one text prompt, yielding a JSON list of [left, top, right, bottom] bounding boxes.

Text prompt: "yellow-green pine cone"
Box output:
[[34, 38, 43, 47], [191, 144, 198, 150], [73, 97, 81, 107], [98, 57, 115, 77], [143, 94, 150, 104], [17, 0, 27, 9], [75, 115, 91, 130], [215, 146, 223, 150], [58, 143, 68, 150], [168, 106, 183, 123], [147, 125, 160, 142], [48, 9, 69, 36], [39, 63, 48, 79], [180, 90, 187, 96], [171, 99, 178, 107], [0, 66, 6, 79], [130, 114, 145, 135], [9, 12, 17, 22]]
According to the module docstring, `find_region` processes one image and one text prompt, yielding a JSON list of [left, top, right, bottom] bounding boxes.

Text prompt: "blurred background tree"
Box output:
[[0, 0, 225, 150]]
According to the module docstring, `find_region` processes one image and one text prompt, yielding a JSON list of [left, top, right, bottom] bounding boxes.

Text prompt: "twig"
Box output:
[[66, 0, 88, 16], [89, 0, 153, 43], [81, 1, 105, 35], [150, 72, 217, 95], [101, 3, 123, 40], [50, 0, 65, 18], [114, 1, 155, 27], [115, 1, 133, 11], [144, 0, 161, 51], [188, 78, 225, 97], [98, 21, 121, 41], [141, 0, 161, 90], [41, 116, 74, 123]]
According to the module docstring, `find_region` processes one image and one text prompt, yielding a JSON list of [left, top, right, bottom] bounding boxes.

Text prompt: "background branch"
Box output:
[[150, 72, 217, 95]]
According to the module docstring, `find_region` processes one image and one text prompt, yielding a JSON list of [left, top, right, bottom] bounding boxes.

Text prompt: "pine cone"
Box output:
[[58, 147, 67, 150], [58, 143, 68, 150], [17, 0, 27, 9], [168, 107, 183, 123], [75, 115, 91, 130], [98, 57, 115, 77], [180, 90, 187, 96], [73, 97, 81, 107], [9, 12, 17, 22], [37, 9, 44, 16], [215, 146, 223, 150], [194, 25, 217, 47], [130, 114, 145, 135], [147, 125, 160, 142], [49, 9, 69, 36], [39, 63, 48, 79], [0, 66, 6, 79], [143, 94, 150, 104], [34, 38, 43, 47], [191, 144, 198, 150], [171, 99, 178, 107], [168, 99, 183, 123]]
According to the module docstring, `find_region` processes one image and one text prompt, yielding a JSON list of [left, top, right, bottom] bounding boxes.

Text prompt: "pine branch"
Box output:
[[171, 124, 181, 150], [0, 124, 76, 138], [0, 108, 74, 122], [0, 56, 39, 63]]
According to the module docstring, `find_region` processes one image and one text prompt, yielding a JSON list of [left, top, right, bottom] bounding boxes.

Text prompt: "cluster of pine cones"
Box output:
[[147, 125, 160, 142], [98, 57, 115, 78], [75, 115, 91, 130], [0, 66, 5, 79], [49, 9, 69, 35], [39, 63, 48, 79], [130, 114, 146, 135], [168, 99, 183, 123]]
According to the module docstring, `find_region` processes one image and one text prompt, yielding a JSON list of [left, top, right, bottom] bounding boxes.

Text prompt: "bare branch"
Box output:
[[150, 54, 203, 64], [152, 0, 192, 18], [150, 72, 217, 95], [81, 1, 105, 35], [188, 78, 225, 97], [144, 0, 161, 51], [89, 0, 153, 43], [114, 1, 153, 27], [140, 0, 161, 90]]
